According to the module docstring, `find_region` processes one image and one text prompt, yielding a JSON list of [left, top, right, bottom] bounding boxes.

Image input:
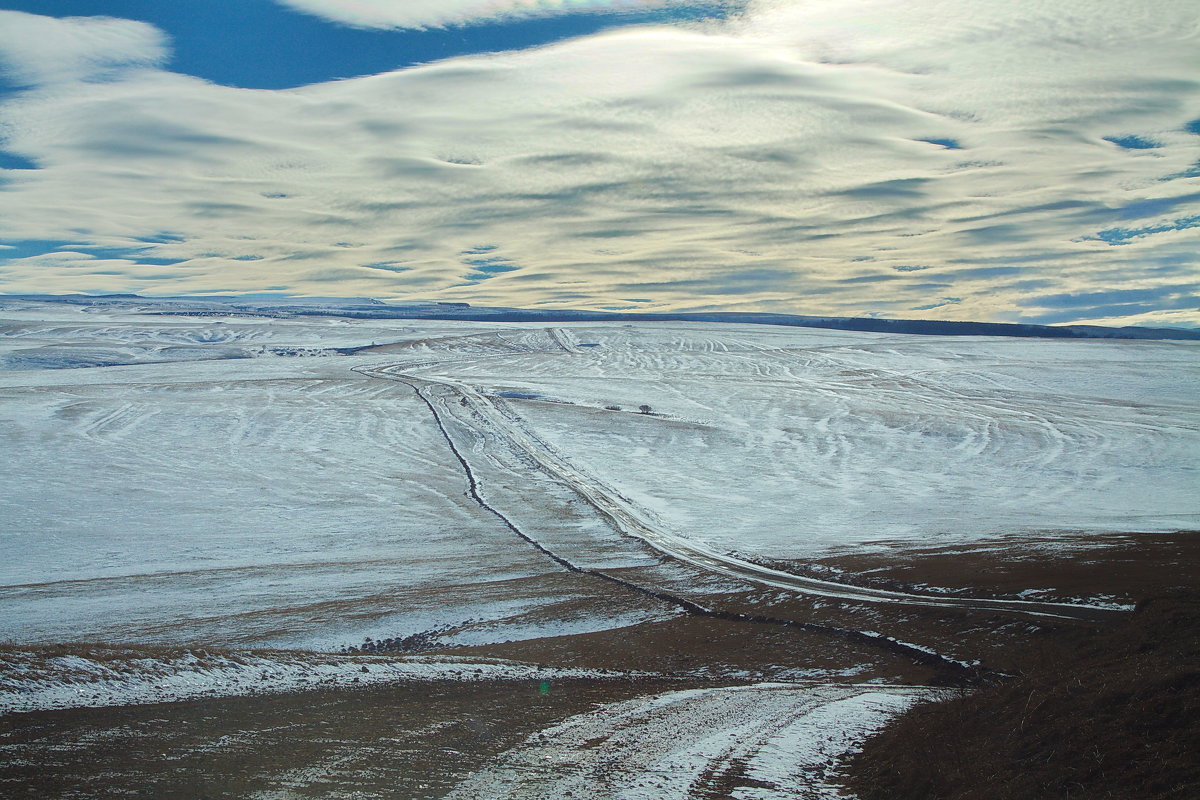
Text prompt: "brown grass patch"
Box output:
[[845, 593, 1200, 800]]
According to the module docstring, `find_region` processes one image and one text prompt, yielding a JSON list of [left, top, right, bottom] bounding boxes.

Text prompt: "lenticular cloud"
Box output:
[[0, 10, 168, 86], [0, 3, 1196, 326], [275, 0, 724, 30]]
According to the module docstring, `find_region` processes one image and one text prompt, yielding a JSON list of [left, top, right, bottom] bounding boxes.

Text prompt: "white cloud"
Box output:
[[0, 3, 1197, 326], [0, 11, 168, 86], [274, 0, 724, 30]]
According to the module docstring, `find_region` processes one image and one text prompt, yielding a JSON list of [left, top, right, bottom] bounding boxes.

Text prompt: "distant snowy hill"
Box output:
[[5, 294, 1198, 340]]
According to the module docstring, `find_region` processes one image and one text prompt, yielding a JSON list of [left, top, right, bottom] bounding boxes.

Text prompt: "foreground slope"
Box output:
[[849, 594, 1200, 800]]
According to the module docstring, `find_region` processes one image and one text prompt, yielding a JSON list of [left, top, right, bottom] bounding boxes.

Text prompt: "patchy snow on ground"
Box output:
[[0, 646, 631, 715], [446, 682, 936, 800]]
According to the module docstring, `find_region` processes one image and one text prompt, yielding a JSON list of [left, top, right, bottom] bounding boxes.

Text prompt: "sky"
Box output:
[[0, 1, 1196, 327]]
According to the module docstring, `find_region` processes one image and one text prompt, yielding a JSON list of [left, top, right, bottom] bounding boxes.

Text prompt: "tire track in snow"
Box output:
[[357, 357, 1124, 623], [445, 682, 934, 800], [545, 326, 583, 354], [353, 364, 978, 679], [351, 330, 1130, 677]]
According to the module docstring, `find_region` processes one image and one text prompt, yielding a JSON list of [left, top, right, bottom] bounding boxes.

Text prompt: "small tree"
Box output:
[[639, 404, 652, 414]]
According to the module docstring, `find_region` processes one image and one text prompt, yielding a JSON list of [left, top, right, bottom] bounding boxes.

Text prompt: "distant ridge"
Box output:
[[4, 294, 1199, 341]]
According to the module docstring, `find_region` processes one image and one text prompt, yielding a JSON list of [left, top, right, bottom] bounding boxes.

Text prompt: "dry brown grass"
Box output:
[[846, 593, 1200, 800]]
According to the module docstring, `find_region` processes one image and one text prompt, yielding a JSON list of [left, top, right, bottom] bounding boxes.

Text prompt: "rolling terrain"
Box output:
[[2, 296, 1197, 798]]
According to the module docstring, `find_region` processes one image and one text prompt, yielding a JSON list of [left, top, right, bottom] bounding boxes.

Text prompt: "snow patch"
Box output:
[[0, 648, 634, 715], [446, 682, 941, 800]]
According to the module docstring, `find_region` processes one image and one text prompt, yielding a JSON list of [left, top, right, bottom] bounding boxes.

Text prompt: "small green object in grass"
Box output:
[[538, 680, 551, 696]]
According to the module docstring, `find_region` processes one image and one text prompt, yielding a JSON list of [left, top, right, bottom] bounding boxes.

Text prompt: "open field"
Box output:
[[2, 297, 1197, 797]]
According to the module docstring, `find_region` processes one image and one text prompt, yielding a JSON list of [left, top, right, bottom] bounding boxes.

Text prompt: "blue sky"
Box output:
[[0, 1, 724, 89], [0, 0, 1197, 327]]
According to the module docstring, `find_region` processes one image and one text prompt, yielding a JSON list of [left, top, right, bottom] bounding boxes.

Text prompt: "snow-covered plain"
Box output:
[[0, 305, 671, 649], [2, 299, 1197, 650]]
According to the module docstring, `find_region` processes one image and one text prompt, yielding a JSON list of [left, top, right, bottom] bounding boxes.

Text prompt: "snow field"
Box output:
[[2, 303, 1196, 654], [451, 323, 1199, 558]]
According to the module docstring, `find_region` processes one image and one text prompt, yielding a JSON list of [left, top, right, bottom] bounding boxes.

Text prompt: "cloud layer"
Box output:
[[0, 2, 1197, 326], [0, 11, 168, 86], [275, 0, 722, 30]]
